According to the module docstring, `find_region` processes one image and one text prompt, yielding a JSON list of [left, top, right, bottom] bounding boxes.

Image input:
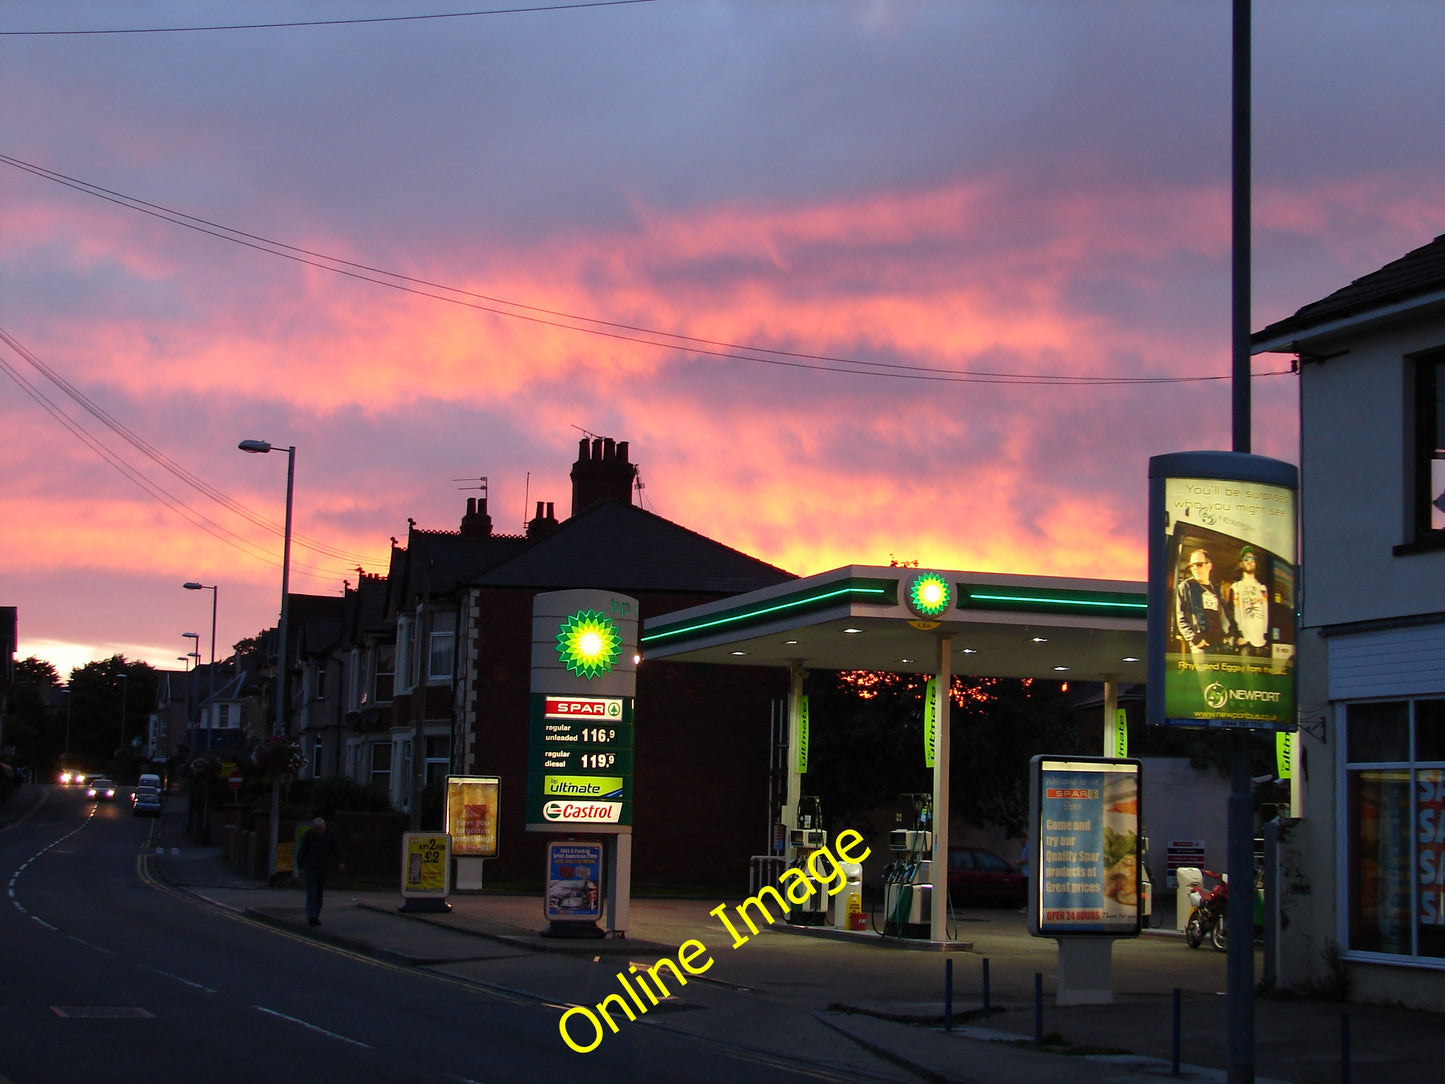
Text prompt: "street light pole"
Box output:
[[239, 438, 296, 884], [117, 672, 129, 760], [183, 581, 219, 704]]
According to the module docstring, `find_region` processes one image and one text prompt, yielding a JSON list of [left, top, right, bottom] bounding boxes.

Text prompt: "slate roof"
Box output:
[[384, 529, 529, 612], [289, 593, 346, 659], [1253, 233, 1445, 351], [472, 498, 795, 595]]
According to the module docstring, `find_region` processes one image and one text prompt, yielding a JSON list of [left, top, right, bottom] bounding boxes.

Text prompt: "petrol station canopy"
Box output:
[[640, 565, 1148, 681]]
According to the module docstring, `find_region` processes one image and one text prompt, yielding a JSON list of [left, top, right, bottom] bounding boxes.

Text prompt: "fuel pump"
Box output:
[[787, 796, 829, 925], [880, 793, 934, 938]]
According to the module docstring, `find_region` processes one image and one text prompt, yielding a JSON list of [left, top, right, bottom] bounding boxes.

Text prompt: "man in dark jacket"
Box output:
[[1175, 548, 1237, 654], [295, 817, 344, 926]]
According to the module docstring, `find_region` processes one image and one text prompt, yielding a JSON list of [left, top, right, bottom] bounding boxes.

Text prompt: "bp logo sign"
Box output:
[[555, 609, 623, 679], [906, 572, 952, 619]]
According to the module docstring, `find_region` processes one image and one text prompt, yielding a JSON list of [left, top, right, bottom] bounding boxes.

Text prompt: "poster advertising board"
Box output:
[[400, 832, 451, 899], [1148, 451, 1299, 731], [445, 775, 500, 858], [1030, 756, 1142, 937], [545, 840, 603, 924]]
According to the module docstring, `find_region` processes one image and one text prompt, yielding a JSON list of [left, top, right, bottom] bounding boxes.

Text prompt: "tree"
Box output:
[[6, 657, 65, 773], [17, 658, 61, 688], [65, 656, 157, 774], [802, 670, 1082, 841]]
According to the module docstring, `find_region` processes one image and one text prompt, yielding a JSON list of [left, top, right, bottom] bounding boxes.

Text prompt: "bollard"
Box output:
[[1034, 972, 1043, 1047], [944, 958, 953, 1032], [1172, 987, 1181, 1076], [982, 957, 991, 1017], [1341, 1011, 1351, 1084]]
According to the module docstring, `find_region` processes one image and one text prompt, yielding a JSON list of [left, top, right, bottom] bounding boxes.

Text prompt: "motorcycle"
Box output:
[[1184, 868, 1228, 951]]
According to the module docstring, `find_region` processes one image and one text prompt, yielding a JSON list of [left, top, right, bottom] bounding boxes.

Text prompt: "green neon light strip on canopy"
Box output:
[[960, 587, 1146, 614], [642, 579, 894, 644]]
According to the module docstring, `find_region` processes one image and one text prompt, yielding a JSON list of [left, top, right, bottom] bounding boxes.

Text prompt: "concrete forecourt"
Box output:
[[557, 829, 871, 1054]]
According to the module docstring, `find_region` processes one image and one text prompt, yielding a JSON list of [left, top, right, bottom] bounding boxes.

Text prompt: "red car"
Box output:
[[947, 847, 1026, 907]]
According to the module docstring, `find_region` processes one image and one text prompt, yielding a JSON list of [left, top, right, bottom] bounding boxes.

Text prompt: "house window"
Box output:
[[1413, 351, 1445, 540], [373, 644, 395, 703], [370, 742, 392, 789], [315, 662, 327, 700], [1344, 698, 1445, 960], [428, 612, 455, 682], [425, 735, 451, 787]]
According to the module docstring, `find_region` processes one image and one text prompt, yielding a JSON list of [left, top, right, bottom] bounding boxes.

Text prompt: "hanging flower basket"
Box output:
[[254, 737, 307, 775]]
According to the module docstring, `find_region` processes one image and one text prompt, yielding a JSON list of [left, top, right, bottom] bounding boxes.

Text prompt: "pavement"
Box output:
[[8, 785, 1443, 1082]]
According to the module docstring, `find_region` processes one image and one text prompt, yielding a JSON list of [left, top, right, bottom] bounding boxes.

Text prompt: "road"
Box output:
[[0, 787, 903, 1084]]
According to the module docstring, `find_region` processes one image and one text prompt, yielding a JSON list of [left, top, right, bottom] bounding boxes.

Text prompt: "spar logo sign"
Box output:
[[543, 800, 624, 824], [544, 696, 623, 720]]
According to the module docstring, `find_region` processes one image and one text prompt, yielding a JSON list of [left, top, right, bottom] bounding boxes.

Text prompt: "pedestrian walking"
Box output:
[[295, 816, 344, 926]]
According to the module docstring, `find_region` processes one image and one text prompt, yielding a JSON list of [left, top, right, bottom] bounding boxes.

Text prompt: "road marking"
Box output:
[[141, 964, 216, 993], [67, 935, 116, 955], [253, 1005, 372, 1048]]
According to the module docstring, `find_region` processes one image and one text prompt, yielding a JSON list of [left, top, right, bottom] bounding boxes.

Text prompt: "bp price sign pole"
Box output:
[[528, 589, 638, 938]]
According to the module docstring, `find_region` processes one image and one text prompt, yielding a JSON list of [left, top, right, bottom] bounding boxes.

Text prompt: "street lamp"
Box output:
[[183, 581, 219, 702], [238, 440, 294, 739], [117, 671, 129, 757], [239, 437, 296, 884], [183, 631, 201, 751]]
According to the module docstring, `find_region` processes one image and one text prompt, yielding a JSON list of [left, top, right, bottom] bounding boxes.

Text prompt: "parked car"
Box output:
[[132, 789, 162, 817], [85, 778, 117, 801], [947, 847, 1026, 907]]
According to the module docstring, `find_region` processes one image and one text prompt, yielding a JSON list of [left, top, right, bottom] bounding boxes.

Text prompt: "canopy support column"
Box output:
[[784, 660, 805, 839], [931, 634, 952, 942]]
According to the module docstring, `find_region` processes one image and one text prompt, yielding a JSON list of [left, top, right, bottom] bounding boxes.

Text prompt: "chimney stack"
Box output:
[[570, 436, 635, 516], [527, 500, 560, 540], [459, 496, 493, 539]]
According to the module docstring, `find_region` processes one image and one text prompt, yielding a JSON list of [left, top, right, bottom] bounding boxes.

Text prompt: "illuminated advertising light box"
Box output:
[[401, 831, 451, 899], [445, 775, 500, 858], [1147, 451, 1299, 732], [1030, 756, 1142, 937], [545, 840, 604, 923]]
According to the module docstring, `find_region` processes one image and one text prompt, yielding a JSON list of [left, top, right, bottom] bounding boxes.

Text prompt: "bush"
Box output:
[[307, 775, 393, 819]]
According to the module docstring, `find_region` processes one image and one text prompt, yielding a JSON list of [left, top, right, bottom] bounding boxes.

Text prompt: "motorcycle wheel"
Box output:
[[1211, 913, 1227, 952], [1185, 909, 1206, 948]]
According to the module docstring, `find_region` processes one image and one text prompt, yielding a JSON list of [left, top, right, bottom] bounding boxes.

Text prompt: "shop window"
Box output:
[[1345, 698, 1445, 960]]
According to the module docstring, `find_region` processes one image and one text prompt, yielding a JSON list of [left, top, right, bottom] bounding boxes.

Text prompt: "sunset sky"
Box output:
[[3, 1, 1442, 678]]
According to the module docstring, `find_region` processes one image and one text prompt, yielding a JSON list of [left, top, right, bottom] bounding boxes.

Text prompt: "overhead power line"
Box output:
[[0, 154, 1294, 387], [0, 1, 659, 36], [0, 327, 388, 578]]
